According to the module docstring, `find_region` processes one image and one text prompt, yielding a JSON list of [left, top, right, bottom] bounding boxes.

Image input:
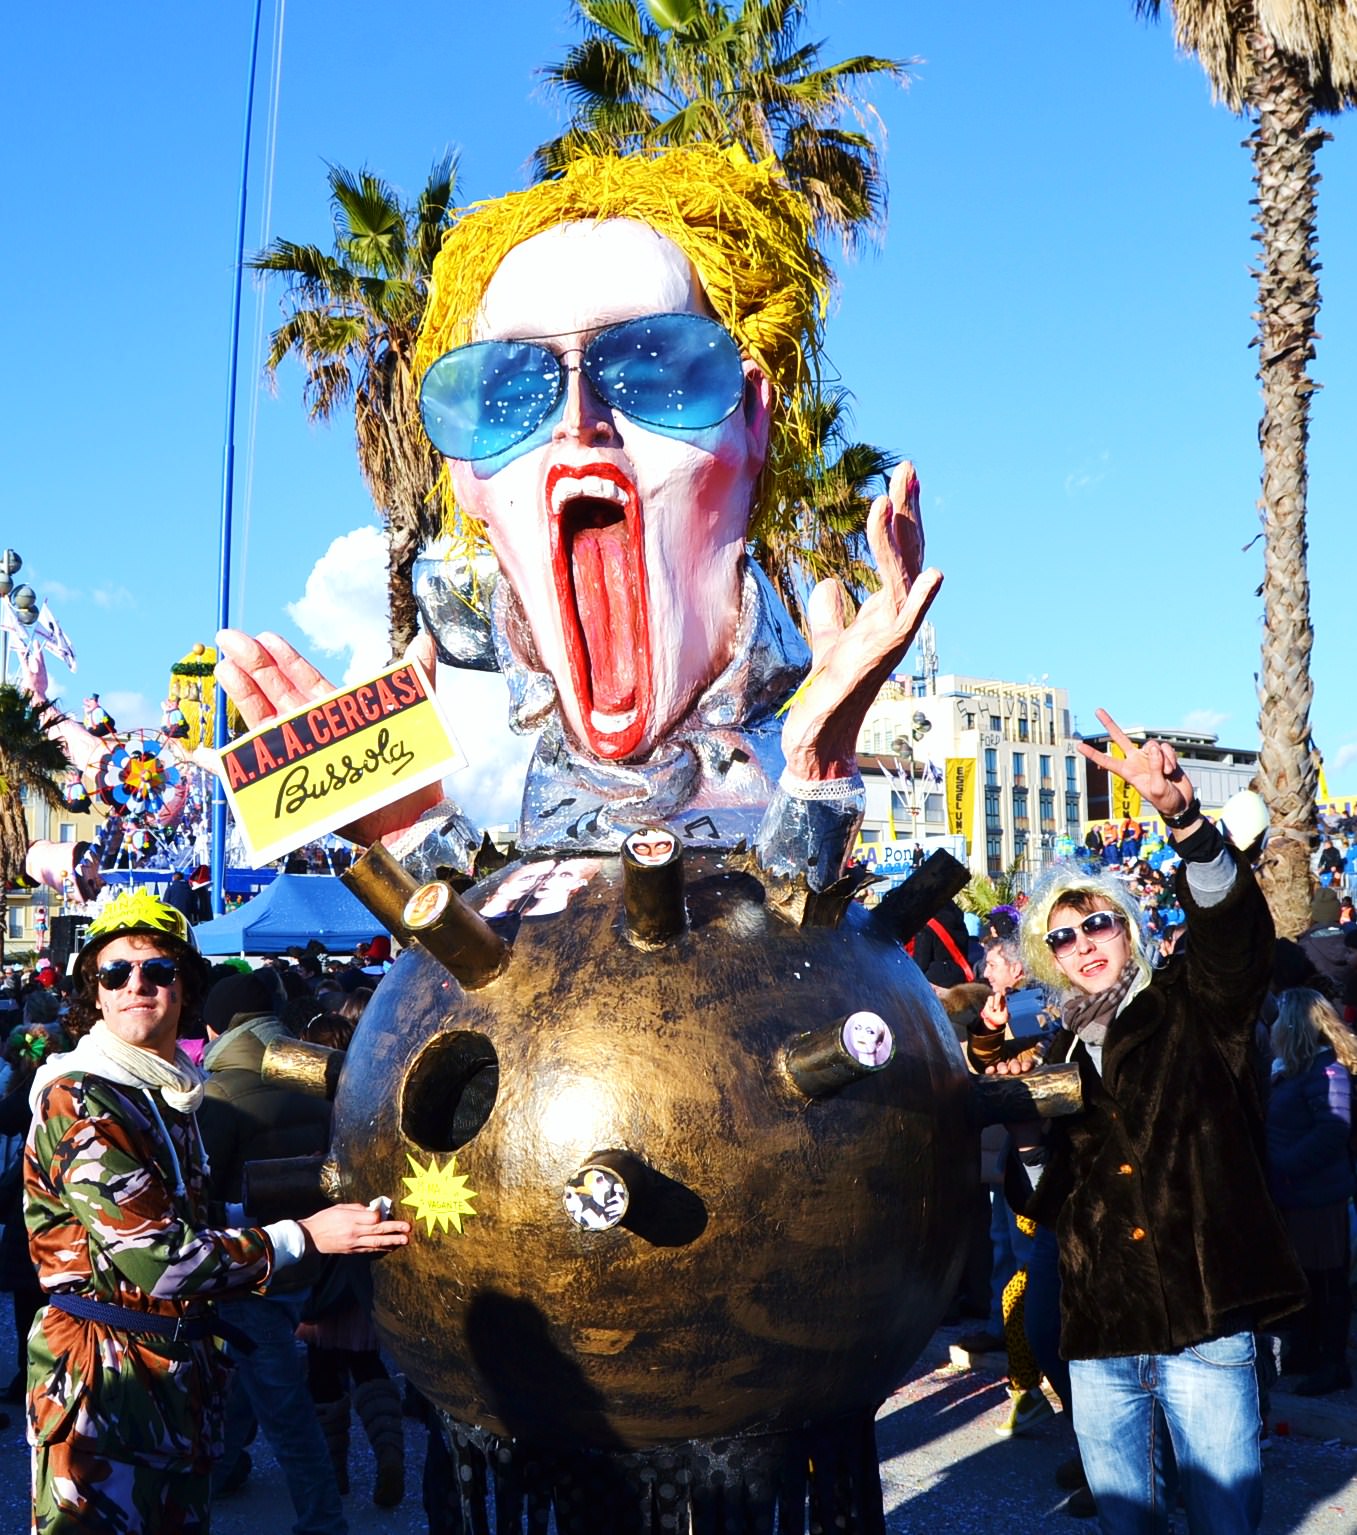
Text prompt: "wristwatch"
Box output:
[[1162, 796, 1202, 831]]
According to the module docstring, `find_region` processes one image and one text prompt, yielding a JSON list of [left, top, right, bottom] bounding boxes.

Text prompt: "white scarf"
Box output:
[[30, 1022, 207, 1114]]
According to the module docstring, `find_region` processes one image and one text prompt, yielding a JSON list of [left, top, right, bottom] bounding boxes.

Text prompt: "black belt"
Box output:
[[48, 1293, 256, 1354]]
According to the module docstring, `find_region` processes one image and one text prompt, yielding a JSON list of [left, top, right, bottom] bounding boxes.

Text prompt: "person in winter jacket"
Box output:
[[980, 712, 1306, 1535], [1297, 888, 1357, 1018], [1267, 987, 1357, 1396]]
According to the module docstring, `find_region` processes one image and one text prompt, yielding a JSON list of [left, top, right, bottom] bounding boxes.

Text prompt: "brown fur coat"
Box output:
[[1020, 851, 1305, 1359]]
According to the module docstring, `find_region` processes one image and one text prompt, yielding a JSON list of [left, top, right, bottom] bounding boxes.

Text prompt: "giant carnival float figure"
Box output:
[[217, 146, 1078, 1535]]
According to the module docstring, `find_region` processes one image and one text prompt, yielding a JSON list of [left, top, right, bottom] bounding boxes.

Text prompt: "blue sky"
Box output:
[[5, 2, 1355, 825]]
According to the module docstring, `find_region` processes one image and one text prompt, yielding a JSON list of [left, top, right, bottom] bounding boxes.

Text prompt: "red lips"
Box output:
[[546, 462, 652, 760]]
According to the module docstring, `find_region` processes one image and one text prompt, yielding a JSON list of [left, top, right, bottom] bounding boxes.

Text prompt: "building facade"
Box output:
[[856, 674, 1088, 882]]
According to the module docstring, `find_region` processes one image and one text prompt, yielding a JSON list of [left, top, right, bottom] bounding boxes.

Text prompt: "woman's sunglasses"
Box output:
[[97, 958, 179, 991], [419, 311, 745, 462], [1044, 910, 1125, 957]]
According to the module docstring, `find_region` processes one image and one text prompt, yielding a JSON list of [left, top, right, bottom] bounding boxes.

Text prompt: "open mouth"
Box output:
[[547, 463, 651, 759]]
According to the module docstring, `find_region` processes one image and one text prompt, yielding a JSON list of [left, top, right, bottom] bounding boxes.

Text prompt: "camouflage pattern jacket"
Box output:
[[24, 1072, 275, 1473]]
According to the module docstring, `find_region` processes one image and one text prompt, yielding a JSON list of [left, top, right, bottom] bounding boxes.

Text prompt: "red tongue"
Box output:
[[571, 520, 638, 713]]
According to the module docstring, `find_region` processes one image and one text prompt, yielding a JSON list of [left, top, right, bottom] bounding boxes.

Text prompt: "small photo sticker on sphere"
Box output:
[[564, 1166, 629, 1230], [842, 1012, 893, 1068], [623, 827, 679, 866], [403, 881, 452, 931]]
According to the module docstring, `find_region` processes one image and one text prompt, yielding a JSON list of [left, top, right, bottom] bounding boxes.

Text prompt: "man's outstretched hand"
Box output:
[[780, 460, 944, 784]]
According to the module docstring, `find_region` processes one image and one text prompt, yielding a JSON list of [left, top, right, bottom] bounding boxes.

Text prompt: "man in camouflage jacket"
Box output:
[[23, 892, 409, 1533]]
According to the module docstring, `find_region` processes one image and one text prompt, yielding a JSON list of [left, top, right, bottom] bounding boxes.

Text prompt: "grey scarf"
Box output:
[[1062, 958, 1140, 1047]]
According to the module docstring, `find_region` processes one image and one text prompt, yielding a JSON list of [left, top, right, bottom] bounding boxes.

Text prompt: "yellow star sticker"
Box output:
[[400, 1152, 479, 1236]]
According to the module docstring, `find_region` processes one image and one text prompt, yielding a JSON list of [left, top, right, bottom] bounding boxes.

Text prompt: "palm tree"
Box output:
[[0, 684, 69, 963], [536, 0, 912, 623], [251, 156, 459, 654], [535, 0, 912, 255], [1134, 3, 1357, 936], [752, 387, 895, 629], [955, 859, 1026, 918]]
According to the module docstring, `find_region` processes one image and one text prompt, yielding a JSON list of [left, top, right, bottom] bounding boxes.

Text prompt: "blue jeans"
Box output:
[[1069, 1331, 1262, 1535], [214, 1293, 347, 1535], [1024, 1224, 1070, 1410]]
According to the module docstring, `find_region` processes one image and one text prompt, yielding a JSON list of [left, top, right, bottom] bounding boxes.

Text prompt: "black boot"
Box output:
[[1293, 1267, 1353, 1396], [354, 1377, 405, 1507]]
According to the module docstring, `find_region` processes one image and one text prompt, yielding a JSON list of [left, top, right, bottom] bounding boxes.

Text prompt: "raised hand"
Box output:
[[980, 987, 1010, 1033], [215, 629, 336, 730], [1075, 709, 1197, 823], [780, 460, 944, 783]]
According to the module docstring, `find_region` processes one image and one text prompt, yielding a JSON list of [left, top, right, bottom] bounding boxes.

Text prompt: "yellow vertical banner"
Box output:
[[944, 758, 975, 849], [1108, 740, 1142, 822]]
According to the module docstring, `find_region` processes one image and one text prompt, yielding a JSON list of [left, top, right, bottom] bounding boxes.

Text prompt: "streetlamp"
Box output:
[[0, 548, 40, 681], [890, 712, 934, 855]]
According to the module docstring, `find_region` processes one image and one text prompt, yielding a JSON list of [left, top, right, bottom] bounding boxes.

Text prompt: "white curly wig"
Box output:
[[1019, 861, 1154, 1000]]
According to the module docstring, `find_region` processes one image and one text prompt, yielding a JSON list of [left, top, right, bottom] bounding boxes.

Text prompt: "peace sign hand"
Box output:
[[1075, 709, 1196, 821]]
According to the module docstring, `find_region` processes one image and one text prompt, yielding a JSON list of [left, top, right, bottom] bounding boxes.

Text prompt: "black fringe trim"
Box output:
[[431, 1410, 886, 1535]]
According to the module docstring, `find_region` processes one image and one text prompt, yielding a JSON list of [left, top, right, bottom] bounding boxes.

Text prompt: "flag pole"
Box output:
[[211, 0, 265, 917]]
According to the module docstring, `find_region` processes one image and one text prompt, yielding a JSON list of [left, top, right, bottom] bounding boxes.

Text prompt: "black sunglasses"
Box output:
[[1044, 910, 1124, 957], [97, 957, 179, 991]]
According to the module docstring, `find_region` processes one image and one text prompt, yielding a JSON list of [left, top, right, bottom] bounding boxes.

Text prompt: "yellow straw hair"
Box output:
[[415, 145, 828, 544]]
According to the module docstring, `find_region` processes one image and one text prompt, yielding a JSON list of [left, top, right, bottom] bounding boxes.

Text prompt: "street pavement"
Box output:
[[0, 1311, 1352, 1533]]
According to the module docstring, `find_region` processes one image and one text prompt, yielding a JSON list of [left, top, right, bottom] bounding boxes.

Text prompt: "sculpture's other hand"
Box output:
[[780, 461, 943, 784]]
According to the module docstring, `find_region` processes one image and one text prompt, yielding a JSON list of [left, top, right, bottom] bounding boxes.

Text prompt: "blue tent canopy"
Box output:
[[101, 867, 277, 897], [193, 874, 386, 956]]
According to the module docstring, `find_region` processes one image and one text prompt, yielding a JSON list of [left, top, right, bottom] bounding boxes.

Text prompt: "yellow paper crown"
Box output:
[[86, 888, 189, 948]]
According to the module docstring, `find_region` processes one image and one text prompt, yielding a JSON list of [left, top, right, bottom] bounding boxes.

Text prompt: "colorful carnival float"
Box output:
[[221, 147, 1077, 1534], [20, 645, 223, 908]]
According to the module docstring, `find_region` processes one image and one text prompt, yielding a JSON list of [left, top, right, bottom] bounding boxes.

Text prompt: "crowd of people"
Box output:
[[5, 776, 1356, 1534]]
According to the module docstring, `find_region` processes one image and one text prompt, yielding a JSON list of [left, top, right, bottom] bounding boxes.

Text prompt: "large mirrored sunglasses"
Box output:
[[97, 957, 179, 991], [419, 311, 745, 462], [1044, 910, 1124, 957]]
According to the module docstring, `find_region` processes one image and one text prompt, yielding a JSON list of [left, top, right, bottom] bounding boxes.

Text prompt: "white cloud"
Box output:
[[1063, 451, 1110, 497], [40, 579, 83, 604], [1331, 742, 1357, 776], [91, 584, 136, 611], [288, 526, 531, 829], [437, 666, 535, 828], [1181, 708, 1229, 735], [286, 527, 392, 683]]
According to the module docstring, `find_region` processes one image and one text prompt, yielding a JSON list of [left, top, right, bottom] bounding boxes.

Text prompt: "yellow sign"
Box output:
[[1107, 740, 1143, 822], [219, 660, 464, 865], [944, 758, 975, 849], [401, 1152, 479, 1235]]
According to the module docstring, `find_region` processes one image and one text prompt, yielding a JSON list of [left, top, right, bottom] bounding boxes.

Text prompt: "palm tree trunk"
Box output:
[[388, 519, 422, 658], [1250, 30, 1324, 938], [358, 348, 443, 659]]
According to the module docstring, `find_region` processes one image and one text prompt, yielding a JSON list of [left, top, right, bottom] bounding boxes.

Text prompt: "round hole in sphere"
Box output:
[[401, 1030, 499, 1152]]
